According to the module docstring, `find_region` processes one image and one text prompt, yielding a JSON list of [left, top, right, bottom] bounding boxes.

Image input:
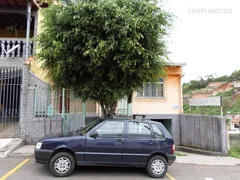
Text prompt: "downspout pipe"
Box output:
[[25, 1, 32, 60], [179, 66, 186, 114]]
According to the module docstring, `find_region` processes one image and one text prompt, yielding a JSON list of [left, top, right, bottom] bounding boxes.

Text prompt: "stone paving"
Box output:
[[175, 151, 240, 165]]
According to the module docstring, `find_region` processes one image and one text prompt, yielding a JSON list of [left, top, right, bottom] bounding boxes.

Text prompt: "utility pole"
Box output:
[[26, 1, 32, 60]]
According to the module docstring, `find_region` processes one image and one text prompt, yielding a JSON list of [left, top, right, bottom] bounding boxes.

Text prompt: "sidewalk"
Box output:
[[7, 145, 240, 166], [9, 145, 35, 157], [175, 151, 240, 166], [0, 138, 24, 158]]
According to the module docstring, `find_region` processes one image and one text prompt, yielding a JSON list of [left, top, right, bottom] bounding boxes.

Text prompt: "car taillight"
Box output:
[[171, 144, 175, 154]]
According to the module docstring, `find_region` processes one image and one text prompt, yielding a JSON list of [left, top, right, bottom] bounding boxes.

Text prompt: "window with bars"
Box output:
[[137, 78, 164, 98]]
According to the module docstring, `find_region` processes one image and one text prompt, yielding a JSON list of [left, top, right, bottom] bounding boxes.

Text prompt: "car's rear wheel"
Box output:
[[146, 155, 168, 178], [49, 152, 75, 177]]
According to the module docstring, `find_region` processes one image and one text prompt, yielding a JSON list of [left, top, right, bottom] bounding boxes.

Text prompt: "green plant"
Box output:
[[183, 105, 221, 115], [229, 145, 240, 159]]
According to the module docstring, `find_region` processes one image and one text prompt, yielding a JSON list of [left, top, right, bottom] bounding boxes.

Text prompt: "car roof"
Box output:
[[101, 118, 160, 124]]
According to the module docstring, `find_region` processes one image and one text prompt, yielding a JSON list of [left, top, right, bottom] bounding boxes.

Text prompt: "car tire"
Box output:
[[146, 155, 168, 178], [49, 152, 75, 177]]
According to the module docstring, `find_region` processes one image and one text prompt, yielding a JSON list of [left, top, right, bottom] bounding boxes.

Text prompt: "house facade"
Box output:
[[132, 65, 184, 115], [0, 1, 185, 146], [0, 0, 45, 138], [117, 64, 185, 145]]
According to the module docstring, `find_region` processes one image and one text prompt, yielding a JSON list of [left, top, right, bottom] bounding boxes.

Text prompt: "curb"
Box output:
[[175, 161, 239, 166], [8, 153, 34, 158], [176, 146, 228, 156]]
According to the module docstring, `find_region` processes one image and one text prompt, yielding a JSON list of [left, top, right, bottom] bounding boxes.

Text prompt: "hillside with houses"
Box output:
[[183, 70, 240, 128]]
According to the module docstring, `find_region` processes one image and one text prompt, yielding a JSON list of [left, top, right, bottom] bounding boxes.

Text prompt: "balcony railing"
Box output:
[[0, 38, 34, 58]]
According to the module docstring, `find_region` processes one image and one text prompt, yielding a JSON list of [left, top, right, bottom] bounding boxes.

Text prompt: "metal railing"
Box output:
[[27, 70, 51, 118], [32, 85, 100, 132], [0, 38, 34, 58], [0, 67, 22, 136]]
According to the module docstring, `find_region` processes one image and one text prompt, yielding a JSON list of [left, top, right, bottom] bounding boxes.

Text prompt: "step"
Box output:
[[0, 138, 25, 158]]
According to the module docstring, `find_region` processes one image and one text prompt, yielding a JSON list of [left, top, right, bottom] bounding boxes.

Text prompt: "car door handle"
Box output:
[[149, 140, 154, 144], [117, 139, 124, 143]]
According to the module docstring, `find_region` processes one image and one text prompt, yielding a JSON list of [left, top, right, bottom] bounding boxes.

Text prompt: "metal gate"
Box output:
[[0, 67, 22, 137], [33, 87, 86, 134]]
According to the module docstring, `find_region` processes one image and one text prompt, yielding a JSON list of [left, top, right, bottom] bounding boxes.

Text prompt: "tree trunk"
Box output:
[[100, 101, 118, 119], [109, 101, 118, 118], [100, 102, 108, 118]]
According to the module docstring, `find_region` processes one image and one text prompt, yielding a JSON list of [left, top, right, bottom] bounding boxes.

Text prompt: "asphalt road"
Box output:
[[0, 158, 239, 180]]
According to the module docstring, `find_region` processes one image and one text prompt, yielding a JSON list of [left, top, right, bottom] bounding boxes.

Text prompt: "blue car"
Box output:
[[34, 118, 176, 178]]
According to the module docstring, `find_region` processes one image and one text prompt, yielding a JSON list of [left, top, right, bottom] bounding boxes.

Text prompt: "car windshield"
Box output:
[[78, 118, 104, 134]]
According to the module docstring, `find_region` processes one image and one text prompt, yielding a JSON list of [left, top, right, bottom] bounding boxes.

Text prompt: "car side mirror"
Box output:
[[90, 131, 99, 138]]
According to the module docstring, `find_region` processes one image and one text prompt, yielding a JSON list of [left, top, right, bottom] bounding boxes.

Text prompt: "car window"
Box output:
[[80, 119, 103, 134], [127, 121, 152, 138], [96, 121, 125, 138], [151, 124, 165, 139]]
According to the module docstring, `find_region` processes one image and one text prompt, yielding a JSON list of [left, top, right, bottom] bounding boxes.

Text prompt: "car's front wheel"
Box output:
[[146, 155, 168, 178], [49, 152, 75, 177]]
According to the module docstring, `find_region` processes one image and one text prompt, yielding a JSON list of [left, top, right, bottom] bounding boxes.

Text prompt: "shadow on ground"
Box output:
[[39, 164, 148, 178]]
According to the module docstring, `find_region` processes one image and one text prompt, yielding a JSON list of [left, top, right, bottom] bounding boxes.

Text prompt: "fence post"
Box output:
[[82, 101, 86, 127], [220, 96, 223, 116], [19, 66, 29, 138], [61, 88, 65, 132]]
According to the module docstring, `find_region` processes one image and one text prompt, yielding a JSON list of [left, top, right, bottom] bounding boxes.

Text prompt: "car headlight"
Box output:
[[36, 142, 43, 149]]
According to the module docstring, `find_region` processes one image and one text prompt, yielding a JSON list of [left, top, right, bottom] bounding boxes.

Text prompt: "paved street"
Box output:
[[0, 158, 239, 180]]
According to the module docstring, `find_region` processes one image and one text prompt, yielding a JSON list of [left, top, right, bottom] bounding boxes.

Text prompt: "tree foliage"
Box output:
[[37, 0, 172, 117], [182, 76, 213, 94]]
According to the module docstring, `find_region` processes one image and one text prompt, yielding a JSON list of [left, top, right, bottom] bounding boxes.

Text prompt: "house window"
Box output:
[[137, 78, 164, 98]]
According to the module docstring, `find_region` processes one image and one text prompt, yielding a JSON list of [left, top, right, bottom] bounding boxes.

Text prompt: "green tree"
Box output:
[[229, 70, 240, 82], [214, 75, 229, 82], [37, 0, 172, 118], [183, 74, 223, 94]]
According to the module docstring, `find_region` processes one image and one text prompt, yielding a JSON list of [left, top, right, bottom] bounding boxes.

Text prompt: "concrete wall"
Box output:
[[20, 84, 62, 144], [19, 68, 96, 144], [230, 135, 240, 147], [179, 114, 228, 154], [20, 85, 89, 143], [0, 57, 24, 67], [19, 67, 60, 144]]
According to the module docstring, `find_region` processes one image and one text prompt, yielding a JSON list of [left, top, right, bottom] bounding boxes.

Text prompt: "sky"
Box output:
[[163, 0, 240, 83]]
